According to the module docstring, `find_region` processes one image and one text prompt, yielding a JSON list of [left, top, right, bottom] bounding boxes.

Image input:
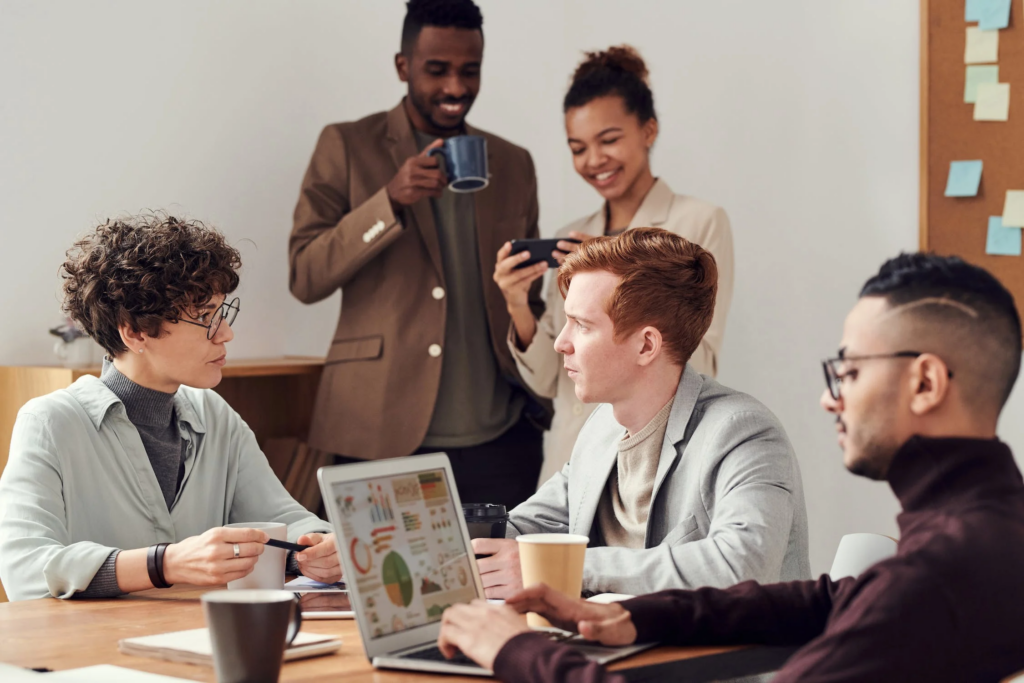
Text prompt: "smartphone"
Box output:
[[509, 238, 582, 270], [296, 591, 354, 619]]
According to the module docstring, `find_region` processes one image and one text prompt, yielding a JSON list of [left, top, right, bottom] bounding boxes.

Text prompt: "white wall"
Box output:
[[2, 0, 1021, 576]]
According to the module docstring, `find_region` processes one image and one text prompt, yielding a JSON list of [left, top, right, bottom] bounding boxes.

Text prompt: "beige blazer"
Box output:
[[290, 102, 548, 461], [508, 179, 734, 484]]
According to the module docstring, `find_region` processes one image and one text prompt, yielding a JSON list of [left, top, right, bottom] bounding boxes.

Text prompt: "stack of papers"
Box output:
[[118, 628, 341, 666], [285, 576, 346, 592], [0, 663, 192, 681]]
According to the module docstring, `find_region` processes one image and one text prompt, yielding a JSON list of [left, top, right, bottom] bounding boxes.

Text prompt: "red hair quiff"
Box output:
[[557, 228, 717, 367]]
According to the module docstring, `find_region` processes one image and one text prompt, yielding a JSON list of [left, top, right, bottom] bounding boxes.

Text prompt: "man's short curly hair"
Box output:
[[61, 213, 241, 356], [401, 0, 483, 54]]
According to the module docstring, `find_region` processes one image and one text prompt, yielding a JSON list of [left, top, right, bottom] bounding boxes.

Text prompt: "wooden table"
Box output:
[[0, 586, 737, 682]]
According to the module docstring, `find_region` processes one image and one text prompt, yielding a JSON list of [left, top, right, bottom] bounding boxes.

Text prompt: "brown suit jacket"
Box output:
[[289, 101, 546, 460]]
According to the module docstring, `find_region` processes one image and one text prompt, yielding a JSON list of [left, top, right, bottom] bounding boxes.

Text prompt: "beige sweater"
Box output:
[[597, 397, 675, 549]]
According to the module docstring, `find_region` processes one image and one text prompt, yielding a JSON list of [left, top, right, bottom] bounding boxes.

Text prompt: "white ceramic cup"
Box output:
[[225, 522, 288, 590]]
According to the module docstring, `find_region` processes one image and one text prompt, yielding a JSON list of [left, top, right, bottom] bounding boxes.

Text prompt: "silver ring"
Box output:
[[233, 543, 240, 559]]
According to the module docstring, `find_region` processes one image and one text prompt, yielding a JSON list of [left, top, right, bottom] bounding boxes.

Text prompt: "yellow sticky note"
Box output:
[[1002, 191, 1024, 228], [965, 26, 999, 64], [974, 82, 1010, 121]]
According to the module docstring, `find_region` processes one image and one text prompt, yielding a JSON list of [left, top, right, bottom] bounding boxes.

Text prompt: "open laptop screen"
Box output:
[[328, 468, 477, 640]]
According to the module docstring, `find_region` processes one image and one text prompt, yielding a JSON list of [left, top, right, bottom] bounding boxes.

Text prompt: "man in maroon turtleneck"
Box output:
[[436, 252, 1024, 682]]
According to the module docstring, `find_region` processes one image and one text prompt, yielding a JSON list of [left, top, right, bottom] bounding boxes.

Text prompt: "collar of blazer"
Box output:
[[383, 100, 498, 284], [576, 178, 676, 239], [573, 364, 704, 535]]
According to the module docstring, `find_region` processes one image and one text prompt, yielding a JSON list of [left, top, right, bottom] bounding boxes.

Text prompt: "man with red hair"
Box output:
[[472, 228, 809, 599]]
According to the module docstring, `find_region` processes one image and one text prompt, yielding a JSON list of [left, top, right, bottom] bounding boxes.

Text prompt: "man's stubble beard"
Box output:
[[845, 396, 903, 482], [409, 87, 470, 132]]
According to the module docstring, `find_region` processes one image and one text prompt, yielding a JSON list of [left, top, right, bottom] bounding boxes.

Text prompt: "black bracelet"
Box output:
[[147, 543, 172, 589]]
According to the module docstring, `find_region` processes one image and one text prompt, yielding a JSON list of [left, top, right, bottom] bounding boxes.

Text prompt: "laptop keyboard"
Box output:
[[400, 631, 577, 667], [402, 645, 478, 666]]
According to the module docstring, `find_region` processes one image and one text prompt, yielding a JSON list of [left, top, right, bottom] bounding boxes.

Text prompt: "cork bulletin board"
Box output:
[[920, 0, 1024, 329]]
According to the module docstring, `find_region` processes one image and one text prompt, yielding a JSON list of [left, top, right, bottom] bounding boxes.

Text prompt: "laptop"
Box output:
[[318, 453, 654, 676]]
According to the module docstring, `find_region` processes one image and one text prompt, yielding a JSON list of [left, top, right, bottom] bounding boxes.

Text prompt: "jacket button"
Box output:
[[428, 344, 442, 358], [432, 287, 445, 300]]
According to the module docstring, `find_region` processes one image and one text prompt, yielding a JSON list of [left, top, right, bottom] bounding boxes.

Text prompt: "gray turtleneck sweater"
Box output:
[[78, 361, 187, 597], [101, 361, 187, 509], [78, 361, 308, 598]]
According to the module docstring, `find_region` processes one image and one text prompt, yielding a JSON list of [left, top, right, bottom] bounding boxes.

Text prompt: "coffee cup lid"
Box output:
[[461, 503, 507, 518]]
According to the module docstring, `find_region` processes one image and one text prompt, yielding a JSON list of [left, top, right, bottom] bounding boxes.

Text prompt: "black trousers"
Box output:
[[332, 414, 544, 511]]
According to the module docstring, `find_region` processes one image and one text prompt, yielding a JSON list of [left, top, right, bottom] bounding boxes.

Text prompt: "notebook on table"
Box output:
[[317, 452, 654, 677], [118, 628, 341, 666]]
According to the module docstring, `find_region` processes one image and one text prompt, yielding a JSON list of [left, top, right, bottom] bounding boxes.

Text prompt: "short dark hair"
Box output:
[[401, 0, 483, 55], [60, 213, 241, 356], [564, 45, 657, 123], [860, 252, 1022, 408], [558, 228, 717, 368]]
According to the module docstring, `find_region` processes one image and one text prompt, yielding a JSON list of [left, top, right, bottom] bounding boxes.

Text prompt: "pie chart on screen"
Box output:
[[382, 551, 414, 607], [350, 538, 372, 575]]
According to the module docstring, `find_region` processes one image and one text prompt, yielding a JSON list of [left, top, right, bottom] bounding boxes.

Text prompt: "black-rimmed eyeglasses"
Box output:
[[177, 297, 240, 340], [821, 351, 954, 401]]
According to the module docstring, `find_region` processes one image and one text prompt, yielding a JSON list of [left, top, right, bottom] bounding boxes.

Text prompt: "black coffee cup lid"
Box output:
[[461, 503, 507, 517]]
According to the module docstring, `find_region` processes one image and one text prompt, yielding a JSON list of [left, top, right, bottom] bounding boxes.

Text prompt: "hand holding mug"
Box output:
[[386, 139, 447, 207], [472, 537, 523, 599], [163, 526, 268, 586]]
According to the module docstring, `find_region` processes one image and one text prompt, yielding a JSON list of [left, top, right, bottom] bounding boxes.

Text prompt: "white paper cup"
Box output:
[[225, 522, 287, 590], [516, 533, 589, 628]]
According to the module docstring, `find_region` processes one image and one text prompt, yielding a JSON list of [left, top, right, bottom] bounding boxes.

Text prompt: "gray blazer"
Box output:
[[506, 365, 810, 595]]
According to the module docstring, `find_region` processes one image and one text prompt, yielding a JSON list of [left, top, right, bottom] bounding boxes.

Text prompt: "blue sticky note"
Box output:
[[966, 0, 983, 21], [986, 216, 1022, 256], [945, 160, 983, 197], [978, 0, 1011, 30]]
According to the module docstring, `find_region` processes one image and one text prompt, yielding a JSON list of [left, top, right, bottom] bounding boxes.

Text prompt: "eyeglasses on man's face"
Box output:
[[820, 351, 954, 402], [177, 297, 240, 340]]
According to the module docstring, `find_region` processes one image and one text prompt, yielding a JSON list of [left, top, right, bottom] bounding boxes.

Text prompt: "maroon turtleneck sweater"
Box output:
[[493, 436, 1024, 683]]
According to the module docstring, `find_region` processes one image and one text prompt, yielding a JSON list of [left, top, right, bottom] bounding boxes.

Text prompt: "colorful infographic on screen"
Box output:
[[331, 468, 476, 639]]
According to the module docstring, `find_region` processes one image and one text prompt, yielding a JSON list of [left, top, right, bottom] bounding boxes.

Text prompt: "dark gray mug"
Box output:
[[429, 135, 489, 192], [202, 589, 302, 683]]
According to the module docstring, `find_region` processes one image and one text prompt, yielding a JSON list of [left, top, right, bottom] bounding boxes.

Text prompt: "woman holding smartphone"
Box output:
[[494, 46, 734, 485]]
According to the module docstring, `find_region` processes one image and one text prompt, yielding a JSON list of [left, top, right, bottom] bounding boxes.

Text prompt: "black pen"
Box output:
[[264, 538, 312, 552]]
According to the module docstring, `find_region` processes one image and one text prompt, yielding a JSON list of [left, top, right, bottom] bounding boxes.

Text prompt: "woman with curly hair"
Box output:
[[492, 45, 735, 485], [0, 214, 341, 601]]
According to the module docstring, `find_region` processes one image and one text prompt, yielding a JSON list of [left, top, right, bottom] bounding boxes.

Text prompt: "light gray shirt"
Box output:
[[506, 365, 811, 595], [0, 375, 328, 601]]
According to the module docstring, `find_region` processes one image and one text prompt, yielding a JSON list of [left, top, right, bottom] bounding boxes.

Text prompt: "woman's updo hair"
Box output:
[[563, 45, 656, 123]]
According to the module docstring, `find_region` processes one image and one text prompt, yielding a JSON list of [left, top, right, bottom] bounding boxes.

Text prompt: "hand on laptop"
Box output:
[[295, 532, 343, 583], [505, 584, 638, 646], [437, 599, 530, 670], [472, 538, 523, 598]]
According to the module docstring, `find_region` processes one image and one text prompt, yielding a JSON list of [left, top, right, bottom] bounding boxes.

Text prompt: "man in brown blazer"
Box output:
[[289, 0, 548, 508]]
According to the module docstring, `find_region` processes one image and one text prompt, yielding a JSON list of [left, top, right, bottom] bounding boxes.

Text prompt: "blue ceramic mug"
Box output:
[[429, 135, 489, 193]]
